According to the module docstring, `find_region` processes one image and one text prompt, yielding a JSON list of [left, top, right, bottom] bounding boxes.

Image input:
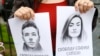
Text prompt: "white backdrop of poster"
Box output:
[[56, 6, 95, 56], [8, 12, 53, 56]]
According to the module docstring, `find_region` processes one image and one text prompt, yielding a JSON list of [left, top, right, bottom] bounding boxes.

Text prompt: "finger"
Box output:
[[22, 8, 31, 20], [25, 7, 34, 19], [83, 2, 88, 13], [74, 1, 80, 11], [79, 5, 84, 13], [19, 7, 28, 15], [18, 9, 29, 19], [88, 1, 94, 9], [24, 12, 31, 20], [83, 1, 94, 13], [23, 14, 31, 20], [14, 7, 27, 19], [14, 7, 34, 20], [19, 7, 32, 20], [75, 0, 85, 13], [27, 12, 31, 19], [14, 10, 23, 19], [79, 2, 84, 13], [17, 10, 25, 19], [23, 14, 27, 20], [28, 7, 35, 18]]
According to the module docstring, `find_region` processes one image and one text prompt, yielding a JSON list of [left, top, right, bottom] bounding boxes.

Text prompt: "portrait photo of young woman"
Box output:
[[61, 13, 87, 43]]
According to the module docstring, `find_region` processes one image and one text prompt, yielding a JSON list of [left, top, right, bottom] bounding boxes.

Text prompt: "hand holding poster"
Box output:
[[56, 6, 95, 56], [8, 12, 53, 56]]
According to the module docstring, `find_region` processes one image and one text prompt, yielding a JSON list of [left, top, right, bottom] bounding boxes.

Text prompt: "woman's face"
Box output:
[[22, 27, 39, 48], [68, 17, 82, 38]]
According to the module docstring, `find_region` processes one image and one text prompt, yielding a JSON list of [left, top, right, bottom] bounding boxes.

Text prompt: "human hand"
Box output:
[[75, 0, 94, 13], [14, 6, 34, 20]]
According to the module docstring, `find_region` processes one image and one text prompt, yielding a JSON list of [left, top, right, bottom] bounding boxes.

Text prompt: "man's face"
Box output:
[[68, 17, 82, 38], [22, 27, 39, 48]]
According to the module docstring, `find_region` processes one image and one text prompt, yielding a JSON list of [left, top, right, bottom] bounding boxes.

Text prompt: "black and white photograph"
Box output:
[[22, 21, 42, 51], [8, 12, 53, 56], [61, 13, 87, 43], [56, 6, 95, 56]]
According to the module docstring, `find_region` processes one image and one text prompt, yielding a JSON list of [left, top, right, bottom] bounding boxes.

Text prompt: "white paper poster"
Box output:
[[56, 6, 95, 56], [8, 12, 53, 56]]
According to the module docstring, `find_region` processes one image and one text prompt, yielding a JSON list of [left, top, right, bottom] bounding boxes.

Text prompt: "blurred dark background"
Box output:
[[0, 0, 13, 22]]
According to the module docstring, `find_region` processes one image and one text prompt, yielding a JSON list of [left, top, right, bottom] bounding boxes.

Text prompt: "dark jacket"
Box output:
[[11, 0, 98, 30], [12, 0, 76, 13]]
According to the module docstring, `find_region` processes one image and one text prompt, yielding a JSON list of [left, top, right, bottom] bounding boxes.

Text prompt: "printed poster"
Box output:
[[8, 12, 53, 56], [56, 6, 95, 56]]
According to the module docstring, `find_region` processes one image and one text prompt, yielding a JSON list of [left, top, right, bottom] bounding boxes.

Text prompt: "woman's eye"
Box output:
[[77, 24, 80, 26], [77, 22, 81, 26], [69, 23, 73, 27]]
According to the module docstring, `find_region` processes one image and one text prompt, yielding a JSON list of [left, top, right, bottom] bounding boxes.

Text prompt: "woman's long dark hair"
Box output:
[[62, 13, 83, 42]]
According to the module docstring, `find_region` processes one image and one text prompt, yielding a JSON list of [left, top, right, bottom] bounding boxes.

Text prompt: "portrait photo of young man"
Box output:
[[8, 13, 53, 56], [22, 21, 42, 51]]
